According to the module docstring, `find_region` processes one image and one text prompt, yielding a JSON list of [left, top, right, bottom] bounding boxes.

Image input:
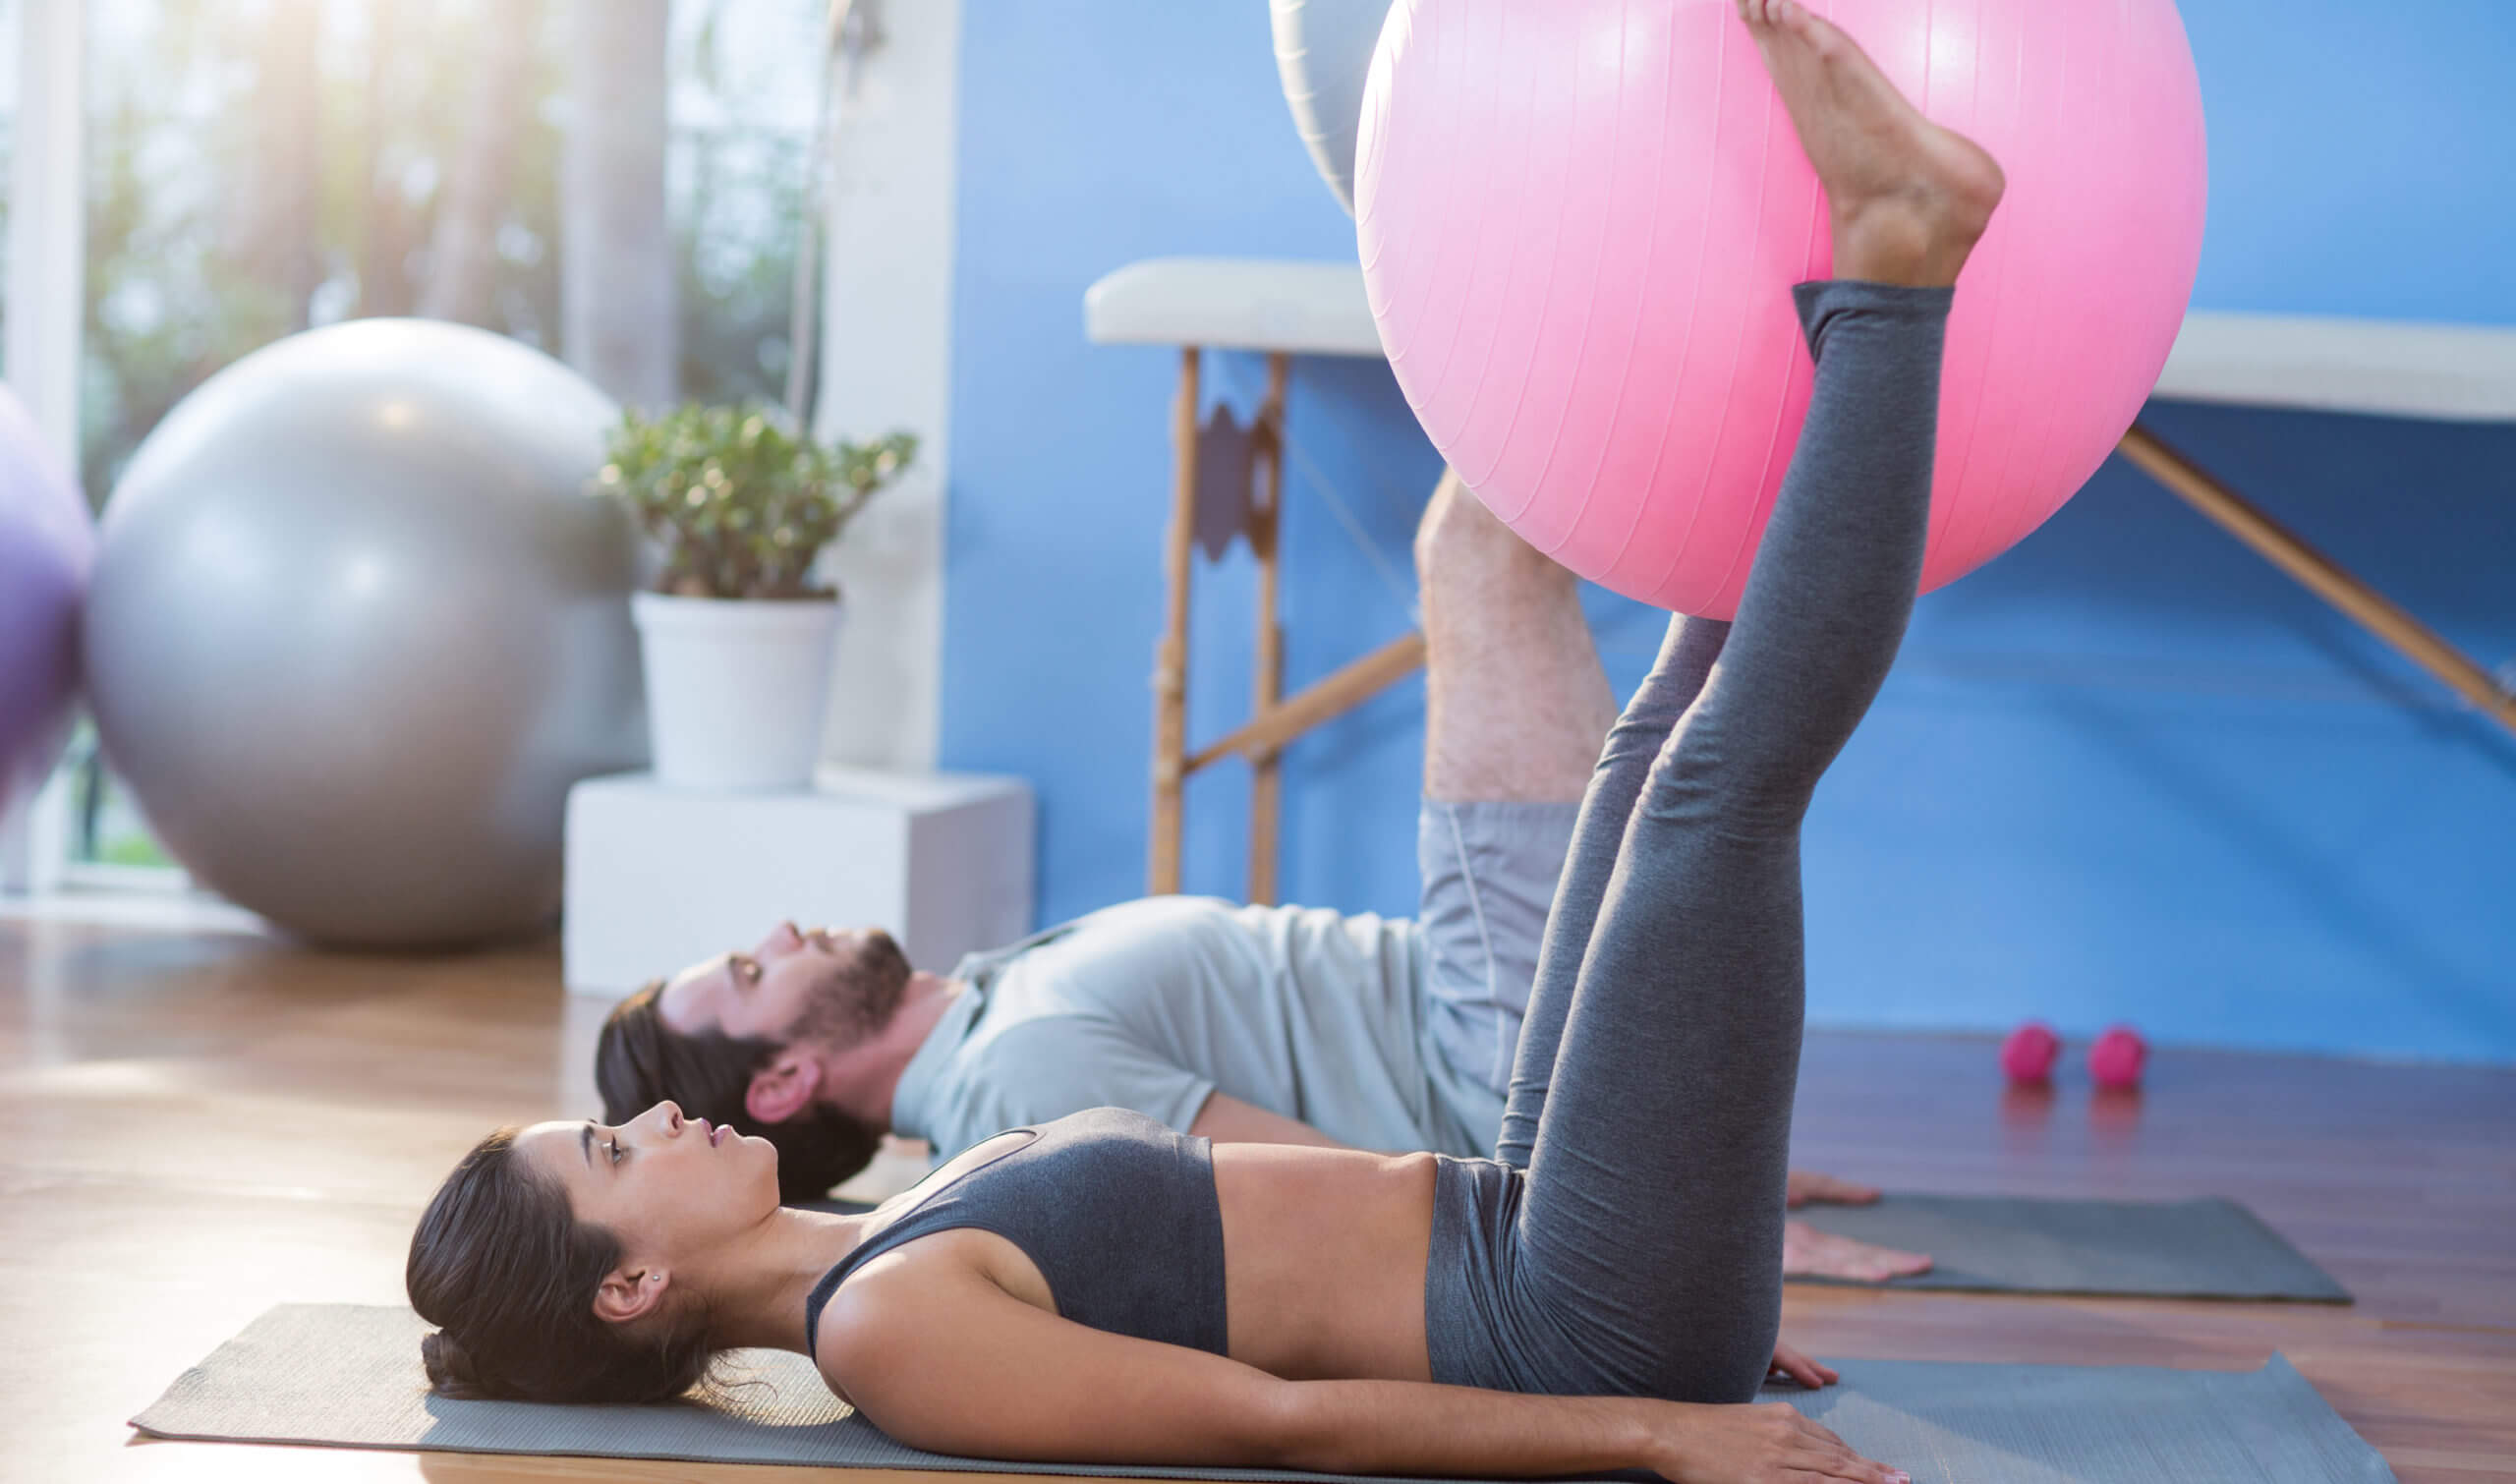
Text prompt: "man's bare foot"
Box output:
[[1786, 1169, 1881, 1207], [1783, 1220, 1935, 1283], [1735, 0, 2005, 288]]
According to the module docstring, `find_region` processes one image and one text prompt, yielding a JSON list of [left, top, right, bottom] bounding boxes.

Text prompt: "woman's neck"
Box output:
[[699, 1205, 870, 1355]]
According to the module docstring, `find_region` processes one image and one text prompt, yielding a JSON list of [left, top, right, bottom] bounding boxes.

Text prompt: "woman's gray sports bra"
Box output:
[[803, 1107, 1229, 1357]]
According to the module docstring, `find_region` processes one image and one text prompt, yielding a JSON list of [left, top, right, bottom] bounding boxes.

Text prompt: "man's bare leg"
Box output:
[[1415, 470, 1613, 803]]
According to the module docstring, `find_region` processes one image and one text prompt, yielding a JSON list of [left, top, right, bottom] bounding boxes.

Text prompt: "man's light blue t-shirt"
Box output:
[[888, 895, 1490, 1163]]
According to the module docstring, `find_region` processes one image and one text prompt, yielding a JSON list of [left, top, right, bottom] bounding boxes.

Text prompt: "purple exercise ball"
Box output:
[[0, 386, 93, 814]]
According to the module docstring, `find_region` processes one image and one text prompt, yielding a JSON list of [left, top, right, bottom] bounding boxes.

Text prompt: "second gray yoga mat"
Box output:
[[1792, 1193, 2350, 1301], [804, 1192, 2347, 1302], [133, 1304, 2397, 1483]]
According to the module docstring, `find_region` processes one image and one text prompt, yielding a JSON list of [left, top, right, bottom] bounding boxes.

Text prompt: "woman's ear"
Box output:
[[594, 1266, 671, 1325], [745, 1051, 822, 1125]]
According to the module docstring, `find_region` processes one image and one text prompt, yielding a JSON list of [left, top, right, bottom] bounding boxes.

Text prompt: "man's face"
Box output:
[[656, 922, 910, 1047]]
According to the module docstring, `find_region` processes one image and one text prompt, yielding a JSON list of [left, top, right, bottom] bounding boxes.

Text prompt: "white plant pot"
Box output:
[[631, 593, 843, 790]]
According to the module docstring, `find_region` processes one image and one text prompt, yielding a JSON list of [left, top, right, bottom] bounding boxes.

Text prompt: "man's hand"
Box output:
[[1766, 1339, 1837, 1390], [1782, 1220, 1932, 1283], [1785, 1169, 1881, 1207]]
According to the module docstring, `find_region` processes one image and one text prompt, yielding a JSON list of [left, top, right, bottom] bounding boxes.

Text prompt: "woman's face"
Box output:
[[514, 1100, 779, 1267]]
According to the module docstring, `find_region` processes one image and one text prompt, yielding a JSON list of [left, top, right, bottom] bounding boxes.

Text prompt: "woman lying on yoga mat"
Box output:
[[407, 6, 2000, 1481]]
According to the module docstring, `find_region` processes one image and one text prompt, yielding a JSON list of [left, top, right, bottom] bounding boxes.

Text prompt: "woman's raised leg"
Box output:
[[1464, 0, 2006, 1403], [1491, 612, 1727, 1169]]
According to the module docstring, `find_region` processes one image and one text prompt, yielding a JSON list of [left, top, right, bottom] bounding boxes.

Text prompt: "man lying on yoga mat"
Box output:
[[592, 386, 1926, 1290], [415, 7, 1996, 1477]]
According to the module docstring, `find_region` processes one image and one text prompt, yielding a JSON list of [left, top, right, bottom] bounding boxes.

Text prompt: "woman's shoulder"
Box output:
[[811, 1244, 921, 1402], [813, 1227, 1050, 1389]]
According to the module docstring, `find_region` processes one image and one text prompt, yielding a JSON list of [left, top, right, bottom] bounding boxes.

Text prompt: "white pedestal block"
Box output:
[[563, 768, 1034, 999]]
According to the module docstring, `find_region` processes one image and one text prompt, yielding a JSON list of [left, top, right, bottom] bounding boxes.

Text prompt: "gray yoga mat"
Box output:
[[133, 1304, 2395, 1483], [1791, 1193, 2350, 1301]]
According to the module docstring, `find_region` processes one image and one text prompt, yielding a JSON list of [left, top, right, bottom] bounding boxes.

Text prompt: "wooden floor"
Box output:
[[4, 913, 2513, 1483]]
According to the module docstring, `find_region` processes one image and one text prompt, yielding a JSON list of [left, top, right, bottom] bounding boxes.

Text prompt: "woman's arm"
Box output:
[[820, 1260, 1900, 1484]]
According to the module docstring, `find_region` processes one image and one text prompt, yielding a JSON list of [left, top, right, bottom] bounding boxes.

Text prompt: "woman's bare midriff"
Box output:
[[852, 1137, 1442, 1384], [1213, 1143, 1441, 1381]]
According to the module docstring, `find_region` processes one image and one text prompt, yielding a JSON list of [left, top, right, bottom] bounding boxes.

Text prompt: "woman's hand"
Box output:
[[1766, 1339, 1838, 1390], [1645, 1400, 1907, 1484]]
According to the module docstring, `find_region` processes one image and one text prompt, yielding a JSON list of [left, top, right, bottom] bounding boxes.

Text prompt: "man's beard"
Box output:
[[782, 930, 914, 1052]]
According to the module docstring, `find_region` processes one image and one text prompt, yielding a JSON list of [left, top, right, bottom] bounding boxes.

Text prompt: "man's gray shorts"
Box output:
[[1412, 798, 1579, 1158]]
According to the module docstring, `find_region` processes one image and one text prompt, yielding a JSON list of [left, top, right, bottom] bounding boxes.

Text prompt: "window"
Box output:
[[7, 0, 834, 897]]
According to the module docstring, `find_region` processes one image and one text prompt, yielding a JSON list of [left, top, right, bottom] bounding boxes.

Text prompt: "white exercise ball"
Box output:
[[84, 318, 649, 949], [1270, 0, 1396, 215]]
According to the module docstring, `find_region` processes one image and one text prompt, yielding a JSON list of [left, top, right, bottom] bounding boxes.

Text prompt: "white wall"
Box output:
[[813, 0, 960, 772]]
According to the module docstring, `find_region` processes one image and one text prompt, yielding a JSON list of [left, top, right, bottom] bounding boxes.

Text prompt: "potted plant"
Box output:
[[596, 404, 916, 789]]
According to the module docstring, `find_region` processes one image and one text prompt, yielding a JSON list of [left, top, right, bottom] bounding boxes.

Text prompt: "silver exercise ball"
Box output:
[[1270, 0, 1396, 215], [84, 318, 648, 950]]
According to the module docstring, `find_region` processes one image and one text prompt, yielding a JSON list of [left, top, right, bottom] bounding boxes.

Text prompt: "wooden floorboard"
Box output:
[[3, 914, 2511, 1481]]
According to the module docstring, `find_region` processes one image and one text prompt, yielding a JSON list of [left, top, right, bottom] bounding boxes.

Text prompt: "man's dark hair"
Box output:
[[595, 980, 882, 1202]]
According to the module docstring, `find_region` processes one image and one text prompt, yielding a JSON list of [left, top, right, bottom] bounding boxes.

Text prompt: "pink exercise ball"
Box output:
[[1356, 0, 2207, 617]]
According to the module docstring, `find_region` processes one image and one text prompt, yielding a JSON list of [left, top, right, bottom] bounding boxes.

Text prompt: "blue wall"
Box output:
[[942, 1, 2516, 1063]]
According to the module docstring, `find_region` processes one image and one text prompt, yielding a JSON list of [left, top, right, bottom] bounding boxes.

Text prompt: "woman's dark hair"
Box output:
[[595, 980, 884, 1203], [407, 1128, 715, 1402]]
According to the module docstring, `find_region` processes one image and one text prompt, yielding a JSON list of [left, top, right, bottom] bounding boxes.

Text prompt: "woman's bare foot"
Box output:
[[1736, 0, 2006, 288]]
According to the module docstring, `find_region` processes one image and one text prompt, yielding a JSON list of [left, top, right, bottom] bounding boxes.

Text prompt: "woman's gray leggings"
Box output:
[[1423, 279, 1951, 1404]]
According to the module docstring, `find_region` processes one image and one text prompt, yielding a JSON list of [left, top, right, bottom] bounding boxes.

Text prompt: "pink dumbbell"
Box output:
[[2089, 1025, 2148, 1090], [2000, 1021, 2061, 1084]]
